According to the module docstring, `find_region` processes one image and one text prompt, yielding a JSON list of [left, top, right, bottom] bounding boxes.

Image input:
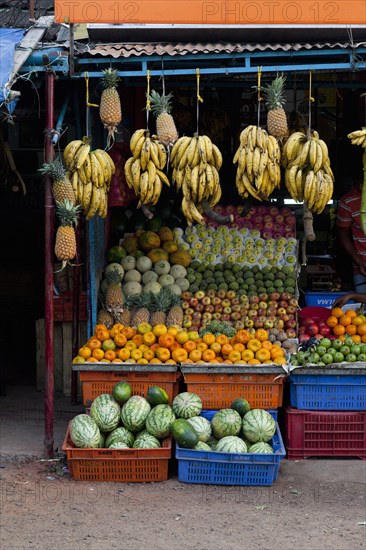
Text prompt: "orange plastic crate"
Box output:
[[62, 423, 171, 482], [73, 364, 181, 407], [181, 365, 286, 409]]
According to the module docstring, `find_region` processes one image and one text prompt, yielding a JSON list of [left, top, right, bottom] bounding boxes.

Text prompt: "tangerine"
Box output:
[[339, 315, 352, 326]]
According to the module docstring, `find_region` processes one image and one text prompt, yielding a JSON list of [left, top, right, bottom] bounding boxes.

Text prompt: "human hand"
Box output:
[[359, 263, 366, 276], [332, 293, 354, 308]]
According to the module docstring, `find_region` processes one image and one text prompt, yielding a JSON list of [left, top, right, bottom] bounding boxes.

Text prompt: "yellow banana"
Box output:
[[140, 138, 151, 171], [147, 159, 157, 186], [124, 157, 135, 189], [190, 200, 206, 225], [72, 142, 91, 171], [90, 152, 105, 187], [138, 171, 150, 204], [93, 149, 111, 185], [187, 136, 198, 166], [149, 140, 160, 168], [64, 140, 84, 170], [170, 136, 190, 166], [82, 180, 93, 212], [173, 168, 184, 191], [295, 167, 304, 201], [178, 137, 193, 170], [313, 141, 324, 172], [292, 139, 310, 169], [155, 141, 167, 170], [156, 169, 170, 187], [131, 158, 142, 193], [211, 143, 223, 170], [253, 147, 261, 178], [130, 129, 146, 154], [85, 186, 101, 220], [77, 164, 87, 186], [316, 138, 329, 164], [197, 172, 207, 203], [181, 196, 194, 226], [348, 128, 366, 139], [189, 165, 199, 203], [240, 126, 253, 147], [309, 139, 318, 168], [151, 175, 163, 205], [233, 145, 241, 165], [246, 147, 254, 179], [197, 136, 207, 166], [203, 135, 213, 163], [282, 132, 304, 165]]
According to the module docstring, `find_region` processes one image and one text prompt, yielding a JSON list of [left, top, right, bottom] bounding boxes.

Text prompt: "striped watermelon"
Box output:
[[172, 392, 202, 419], [121, 395, 151, 432], [206, 436, 219, 450], [109, 441, 130, 449], [194, 441, 211, 451], [211, 409, 242, 439], [216, 436, 248, 453], [70, 414, 100, 448], [242, 409, 276, 443], [90, 394, 120, 432], [249, 442, 274, 454], [187, 416, 212, 442], [133, 433, 161, 449], [106, 427, 135, 448], [145, 404, 175, 438]]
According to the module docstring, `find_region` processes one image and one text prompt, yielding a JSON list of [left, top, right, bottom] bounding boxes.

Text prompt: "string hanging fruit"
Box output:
[[99, 68, 122, 148], [124, 71, 171, 211], [170, 69, 228, 227], [54, 199, 81, 271], [63, 139, 115, 219], [38, 157, 76, 204], [233, 70, 281, 201], [262, 74, 288, 139]]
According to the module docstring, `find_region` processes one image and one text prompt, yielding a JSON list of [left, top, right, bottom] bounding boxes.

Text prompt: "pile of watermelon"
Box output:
[[170, 392, 277, 454], [69, 386, 277, 454], [69, 382, 176, 450]]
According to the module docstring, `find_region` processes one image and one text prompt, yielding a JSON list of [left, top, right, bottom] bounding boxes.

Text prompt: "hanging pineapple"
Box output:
[[148, 90, 179, 149], [262, 74, 288, 139], [54, 199, 81, 270], [39, 158, 76, 204], [99, 68, 122, 147]]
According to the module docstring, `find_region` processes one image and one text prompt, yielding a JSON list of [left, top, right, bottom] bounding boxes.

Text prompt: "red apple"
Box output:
[[201, 296, 211, 306], [231, 305, 241, 313], [270, 292, 280, 302], [189, 298, 199, 308], [275, 214, 284, 224], [285, 319, 297, 329], [194, 290, 205, 300], [212, 313, 222, 320], [195, 303, 204, 313], [245, 319, 254, 328], [185, 307, 194, 316], [274, 319, 284, 329], [221, 314, 231, 322], [231, 312, 242, 321], [221, 299, 231, 308], [217, 290, 226, 299], [206, 289, 216, 298], [249, 295, 260, 304], [299, 334, 311, 343], [278, 301, 289, 309], [231, 298, 240, 306], [234, 321, 245, 330], [214, 305, 223, 313], [289, 298, 298, 307], [277, 308, 287, 316], [212, 297, 221, 306], [264, 319, 274, 329], [182, 301, 190, 310], [259, 293, 269, 302], [258, 301, 268, 309], [181, 291, 191, 301], [250, 303, 259, 310], [319, 325, 331, 337], [281, 292, 292, 301], [286, 328, 297, 338], [306, 323, 319, 336], [223, 306, 232, 314], [204, 305, 215, 313], [226, 290, 236, 300], [258, 308, 267, 316], [286, 305, 297, 315]]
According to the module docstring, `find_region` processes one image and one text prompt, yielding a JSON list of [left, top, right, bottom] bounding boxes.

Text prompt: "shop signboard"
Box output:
[[54, 1, 366, 25]]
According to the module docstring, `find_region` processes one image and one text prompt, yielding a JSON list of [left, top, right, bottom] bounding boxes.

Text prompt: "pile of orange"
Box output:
[[326, 307, 366, 342], [72, 324, 287, 365]]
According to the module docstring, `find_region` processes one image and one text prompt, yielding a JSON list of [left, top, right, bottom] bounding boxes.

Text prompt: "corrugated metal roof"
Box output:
[[87, 41, 365, 58]]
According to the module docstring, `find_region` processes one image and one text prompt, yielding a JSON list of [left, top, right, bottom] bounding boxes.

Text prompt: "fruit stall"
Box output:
[[1, 16, 366, 471]]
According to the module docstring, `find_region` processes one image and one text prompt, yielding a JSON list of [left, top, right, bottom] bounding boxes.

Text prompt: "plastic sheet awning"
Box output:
[[0, 28, 24, 113]]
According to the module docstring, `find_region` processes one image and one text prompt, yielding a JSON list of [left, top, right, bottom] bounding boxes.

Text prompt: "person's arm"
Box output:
[[338, 227, 366, 275], [333, 292, 366, 308]]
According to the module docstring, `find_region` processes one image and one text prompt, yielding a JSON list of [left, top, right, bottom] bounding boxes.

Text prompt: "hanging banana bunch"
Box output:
[[63, 138, 115, 220], [281, 130, 334, 214], [233, 125, 281, 201], [348, 128, 366, 148], [170, 133, 223, 226], [124, 129, 170, 207]]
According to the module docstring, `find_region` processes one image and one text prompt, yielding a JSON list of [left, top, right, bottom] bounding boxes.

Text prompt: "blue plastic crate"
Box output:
[[176, 416, 285, 486], [303, 291, 351, 308], [289, 374, 366, 411], [201, 409, 278, 422]]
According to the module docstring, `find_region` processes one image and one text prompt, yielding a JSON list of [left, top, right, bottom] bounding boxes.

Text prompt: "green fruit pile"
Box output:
[[291, 337, 366, 366], [187, 261, 296, 296]]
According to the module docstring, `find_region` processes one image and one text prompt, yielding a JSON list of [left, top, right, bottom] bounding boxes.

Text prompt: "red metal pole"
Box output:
[[44, 63, 55, 458]]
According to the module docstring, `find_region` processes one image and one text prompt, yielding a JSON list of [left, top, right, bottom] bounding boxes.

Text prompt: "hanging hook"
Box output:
[[160, 58, 166, 96], [257, 66, 263, 127], [196, 68, 204, 104], [84, 72, 99, 109], [145, 69, 151, 130]]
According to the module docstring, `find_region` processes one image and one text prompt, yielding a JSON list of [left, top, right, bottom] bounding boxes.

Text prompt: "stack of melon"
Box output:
[[69, 387, 277, 454], [69, 383, 176, 450]]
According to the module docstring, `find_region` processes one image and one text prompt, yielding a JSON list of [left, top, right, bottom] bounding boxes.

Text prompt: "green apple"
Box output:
[[239, 228, 249, 236], [276, 237, 287, 247], [285, 254, 297, 265], [179, 243, 190, 251], [186, 234, 197, 244], [322, 352, 334, 365], [340, 345, 350, 355], [206, 253, 216, 263], [345, 353, 357, 362], [332, 339, 343, 350], [193, 241, 203, 249], [316, 345, 327, 356], [321, 338, 332, 349], [357, 353, 366, 361], [351, 344, 361, 355], [333, 352, 344, 363]]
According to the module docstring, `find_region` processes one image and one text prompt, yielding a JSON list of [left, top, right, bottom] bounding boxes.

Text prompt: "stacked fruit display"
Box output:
[[299, 306, 366, 343], [290, 336, 366, 366], [72, 323, 288, 365], [69, 385, 277, 455], [202, 204, 296, 239], [175, 225, 297, 267]]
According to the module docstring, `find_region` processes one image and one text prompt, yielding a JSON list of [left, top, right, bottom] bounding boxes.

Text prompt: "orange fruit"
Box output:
[[143, 349, 155, 361], [139, 358, 149, 364], [326, 316, 338, 328], [189, 349, 202, 362], [352, 316, 364, 326], [352, 335, 361, 343], [346, 309, 357, 319], [165, 359, 177, 364], [130, 349, 143, 361], [86, 357, 99, 362], [210, 342, 221, 354], [339, 315, 352, 327], [176, 331, 189, 345], [104, 349, 116, 361], [331, 307, 344, 318], [255, 348, 271, 363], [125, 341, 137, 351], [247, 338, 262, 352], [345, 324, 357, 336], [357, 323, 366, 335], [158, 334, 175, 349], [172, 348, 188, 362], [333, 324, 345, 336], [255, 329, 268, 342], [183, 340, 197, 353], [202, 333, 216, 346], [248, 358, 261, 365], [202, 349, 216, 362], [228, 350, 242, 363], [242, 349, 254, 361], [216, 334, 229, 345], [78, 346, 92, 359], [196, 342, 208, 352], [167, 326, 179, 337], [143, 332, 156, 346], [152, 324, 168, 337], [261, 340, 273, 351], [87, 337, 102, 351], [188, 331, 200, 341], [118, 348, 131, 361], [233, 343, 245, 353], [155, 347, 171, 362], [221, 343, 233, 356], [92, 348, 105, 360], [234, 330, 251, 344], [131, 334, 144, 347]]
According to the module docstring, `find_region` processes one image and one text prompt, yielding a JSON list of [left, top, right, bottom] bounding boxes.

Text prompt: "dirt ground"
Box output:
[[1, 456, 365, 550]]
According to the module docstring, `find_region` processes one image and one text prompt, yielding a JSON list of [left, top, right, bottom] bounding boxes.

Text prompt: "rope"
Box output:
[[308, 70, 315, 137], [84, 72, 98, 139], [257, 66, 263, 127], [146, 69, 151, 130], [196, 68, 204, 135]]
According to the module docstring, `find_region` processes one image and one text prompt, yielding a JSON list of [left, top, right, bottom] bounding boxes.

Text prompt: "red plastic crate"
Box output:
[[285, 408, 366, 460], [62, 423, 171, 482], [73, 364, 181, 406]]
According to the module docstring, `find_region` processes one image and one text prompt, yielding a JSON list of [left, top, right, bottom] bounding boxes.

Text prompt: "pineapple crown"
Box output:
[[101, 67, 120, 89], [39, 157, 66, 180], [147, 90, 174, 116], [106, 268, 123, 284], [55, 199, 81, 227], [262, 74, 287, 110], [150, 288, 181, 313]]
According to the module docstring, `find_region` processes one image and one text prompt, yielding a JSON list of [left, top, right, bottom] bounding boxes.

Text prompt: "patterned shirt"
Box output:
[[336, 185, 366, 273]]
